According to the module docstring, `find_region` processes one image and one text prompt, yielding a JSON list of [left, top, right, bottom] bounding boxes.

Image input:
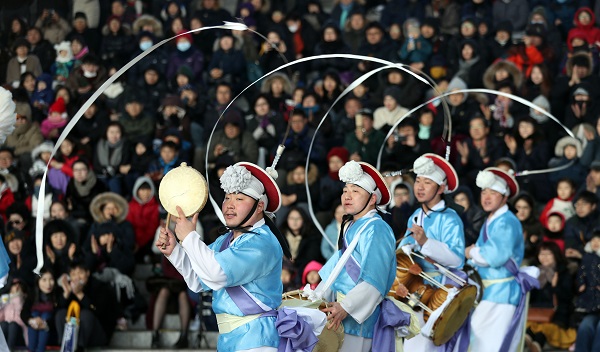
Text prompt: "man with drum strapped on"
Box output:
[[315, 160, 401, 352], [466, 168, 539, 352], [156, 162, 299, 352], [397, 153, 469, 351]]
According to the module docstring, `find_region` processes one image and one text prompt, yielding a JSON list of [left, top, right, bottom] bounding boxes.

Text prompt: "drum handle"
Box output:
[[161, 213, 172, 250]]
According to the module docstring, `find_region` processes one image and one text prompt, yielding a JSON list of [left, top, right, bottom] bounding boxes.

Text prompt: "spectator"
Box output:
[[66, 54, 108, 99], [100, 15, 133, 68], [343, 10, 366, 54], [0, 279, 28, 349], [1, 16, 28, 53], [564, 191, 599, 263], [206, 110, 258, 168], [492, 0, 529, 37], [283, 11, 317, 80], [484, 21, 514, 65], [128, 32, 168, 86], [385, 178, 416, 241], [330, 0, 363, 30], [344, 108, 385, 165], [452, 185, 485, 247], [246, 94, 282, 165], [522, 63, 552, 107], [279, 160, 319, 221], [6, 39, 43, 88], [132, 14, 164, 38], [31, 74, 55, 122], [548, 137, 587, 189], [432, 76, 481, 139], [47, 137, 82, 196], [318, 146, 348, 213], [71, 100, 108, 154], [26, 27, 56, 73], [311, 23, 353, 82], [66, 12, 100, 54], [55, 261, 119, 349], [0, 175, 16, 222], [449, 39, 486, 89], [260, 72, 293, 117], [3, 101, 45, 173], [40, 97, 68, 140], [49, 201, 81, 245], [540, 178, 577, 228], [258, 30, 294, 74], [206, 31, 247, 89], [93, 122, 131, 195], [136, 65, 167, 117], [526, 242, 576, 352], [514, 193, 544, 265], [43, 219, 79, 277], [279, 206, 323, 287], [301, 260, 323, 291], [118, 93, 154, 145], [69, 35, 89, 67], [574, 230, 600, 352], [398, 18, 432, 69], [21, 267, 57, 352], [35, 9, 71, 45], [166, 31, 204, 84], [581, 117, 600, 168], [373, 86, 409, 133], [383, 117, 432, 170], [146, 141, 180, 185], [65, 159, 107, 223], [356, 21, 395, 90], [125, 176, 159, 260], [568, 7, 600, 50], [4, 229, 35, 287]]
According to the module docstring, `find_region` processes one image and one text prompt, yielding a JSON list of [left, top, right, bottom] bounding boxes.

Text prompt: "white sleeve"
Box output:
[[180, 231, 228, 291], [339, 281, 383, 324], [421, 238, 462, 268], [469, 247, 489, 267], [166, 244, 204, 293]]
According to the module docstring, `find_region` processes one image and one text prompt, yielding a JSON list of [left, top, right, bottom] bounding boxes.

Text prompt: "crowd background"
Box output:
[[0, 0, 600, 351]]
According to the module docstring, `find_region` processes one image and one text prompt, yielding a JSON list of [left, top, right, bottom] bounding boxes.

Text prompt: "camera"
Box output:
[[393, 132, 407, 143]]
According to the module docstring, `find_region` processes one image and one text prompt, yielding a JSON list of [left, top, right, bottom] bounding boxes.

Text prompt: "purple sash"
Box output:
[[218, 232, 317, 352], [482, 221, 540, 351], [371, 299, 412, 352], [340, 228, 361, 283]]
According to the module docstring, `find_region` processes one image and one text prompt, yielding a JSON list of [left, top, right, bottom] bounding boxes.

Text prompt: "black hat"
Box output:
[[74, 12, 87, 21], [13, 38, 30, 52], [526, 23, 546, 37], [495, 21, 513, 34]]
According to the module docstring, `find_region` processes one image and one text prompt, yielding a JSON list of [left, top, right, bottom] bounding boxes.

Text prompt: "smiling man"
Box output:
[[156, 162, 291, 351], [466, 167, 530, 352], [398, 153, 467, 351], [317, 160, 397, 352]]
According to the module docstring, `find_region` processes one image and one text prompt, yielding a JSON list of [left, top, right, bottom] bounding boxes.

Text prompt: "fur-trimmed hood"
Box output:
[[132, 176, 156, 205], [90, 192, 129, 223], [132, 14, 164, 38], [260, 72, 293, 95], [30, 141, 54, 160], [389, 177, 415, 207], [584, 241, 600, 256], [482, 60, 523, 90]]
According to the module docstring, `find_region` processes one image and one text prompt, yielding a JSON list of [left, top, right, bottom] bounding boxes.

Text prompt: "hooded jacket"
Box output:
[[126, 176, 159, 248]]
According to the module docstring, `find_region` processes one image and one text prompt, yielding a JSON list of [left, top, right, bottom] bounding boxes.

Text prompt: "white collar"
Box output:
[[416, 199, 445, 225], [487, 204, 508, 225], [231, 218, 266, 244]]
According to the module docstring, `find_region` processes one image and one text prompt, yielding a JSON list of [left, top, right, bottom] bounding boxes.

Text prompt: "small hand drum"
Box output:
[[425, 284, 477, 346], [158, 162, 209, 247], [280, 290, 344, 352]]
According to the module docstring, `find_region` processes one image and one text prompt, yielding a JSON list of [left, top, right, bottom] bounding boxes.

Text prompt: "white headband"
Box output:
[[220, 165, 268, 208], [476, 170, 508, 195], [339, 161, 382, 202], [413, 156, 446, 186]]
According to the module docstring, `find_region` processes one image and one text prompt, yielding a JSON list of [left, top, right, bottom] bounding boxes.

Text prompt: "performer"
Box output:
[[398, 153, 467, 351], [156, 162, 292, 351], [466, 167, 538, 352], [317, 160, 399, 352]]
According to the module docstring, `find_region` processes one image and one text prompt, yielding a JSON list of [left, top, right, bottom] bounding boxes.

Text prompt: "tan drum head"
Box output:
[[158, 162, 209, 217], [314, 323, 344, 352], [430, 285, 477, 346]]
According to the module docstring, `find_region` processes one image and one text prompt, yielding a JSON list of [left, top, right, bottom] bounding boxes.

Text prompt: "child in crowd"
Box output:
[[565, 191, 599, 265], [0, 279, 28, 349], [540, 178, 576, 226], [126, 176, 159, 262], [543, 212, 567, 252], [548, 136, 587, 189], [146, 141, 180, 185], [50, 41, 74, 84], [31, 74, 55, 118], [302, 261, 323, 291], [22, 267, 57, 352], [575, 231, 600, 352], [281, 259, 296, 293], [40, 97, 68, 140], [29, 141, 54, 178]]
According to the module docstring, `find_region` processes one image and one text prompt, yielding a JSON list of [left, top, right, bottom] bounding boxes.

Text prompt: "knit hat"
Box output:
[[177, 65, 194, 81], [495, 20, 513, 34], [383, 86, 402, 104], [15, 101, 31, 121], [49, 97, 66, 115], [4, 229, 24, 245], [106, 15, 121, 26], [176, 30, 193, 43], [529, 95, 550, 123], [327, 147, 349, 164], [525, 23, 546, 37], [74, 12, 87, 21], [12, 38, 29, 52]]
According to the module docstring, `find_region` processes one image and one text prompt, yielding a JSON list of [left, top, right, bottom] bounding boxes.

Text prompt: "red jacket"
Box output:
[[126, 197, 159, 247], [0, 187, 15, 221]]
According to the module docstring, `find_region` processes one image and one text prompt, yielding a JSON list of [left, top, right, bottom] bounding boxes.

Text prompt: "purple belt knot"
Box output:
[[372, 299, 412, 352], [275, 307, 319, 352]]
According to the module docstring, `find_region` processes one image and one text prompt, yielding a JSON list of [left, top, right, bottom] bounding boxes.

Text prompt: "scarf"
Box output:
[[455, 56, 479, 82], [74, 169, 98, 196], [538, 264, 555, 288], [159, 157, 178, 175], [96, 139, 124, 168], [74, 46, 89, 61], [285, 230, 302, 260]]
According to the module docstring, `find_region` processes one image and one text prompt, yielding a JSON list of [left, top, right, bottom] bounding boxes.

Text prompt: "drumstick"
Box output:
[[418, 273, 451, 293], [410, 252, 467, 286], [388, 289, 434, 314], [161, 213, 171, 250]]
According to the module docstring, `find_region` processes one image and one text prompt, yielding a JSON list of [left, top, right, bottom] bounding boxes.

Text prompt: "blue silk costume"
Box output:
[[319, 212, 396, 338], [399, 202, 466, 280], [470, 207, 524, 306], [200, 224, 283, 351]]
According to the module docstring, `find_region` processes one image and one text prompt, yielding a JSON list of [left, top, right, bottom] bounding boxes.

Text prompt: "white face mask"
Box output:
[[177, 41, 191, 52], [287, 24, 299, 33], [83, 69, 97, 78]]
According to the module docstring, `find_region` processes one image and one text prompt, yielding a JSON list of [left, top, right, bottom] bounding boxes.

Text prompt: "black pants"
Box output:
[[0, 321, 23, 349], [55, 308, 107, 348]]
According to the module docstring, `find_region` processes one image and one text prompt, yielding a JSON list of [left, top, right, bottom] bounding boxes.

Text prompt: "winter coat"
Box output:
[[531, 264, 574, 328], [576, 244, 600, 313], [126, 177, 159, 248], [5, 55, 43, 85], [3, 121, 45, 157]]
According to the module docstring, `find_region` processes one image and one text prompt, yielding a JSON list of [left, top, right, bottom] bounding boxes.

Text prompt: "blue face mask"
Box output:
[[139, 41, 152, 51], [303, 105, 320, 114], [177, 41, 191, 52]]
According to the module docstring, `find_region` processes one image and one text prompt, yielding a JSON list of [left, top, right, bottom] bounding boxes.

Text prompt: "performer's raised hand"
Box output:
[[156, 226, 177, 256], [174, 205, 199, 242], [408, 224, 428, 246], [321, 302, 348, 331]]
